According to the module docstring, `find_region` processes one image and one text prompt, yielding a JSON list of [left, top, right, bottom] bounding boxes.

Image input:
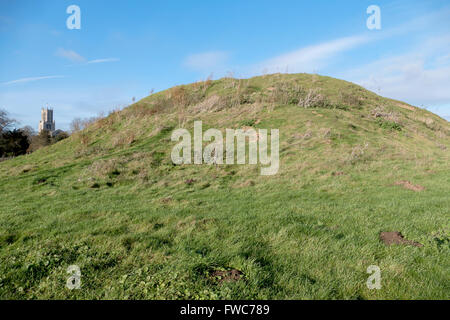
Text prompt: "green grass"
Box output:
[[0, 73, 449, 299]]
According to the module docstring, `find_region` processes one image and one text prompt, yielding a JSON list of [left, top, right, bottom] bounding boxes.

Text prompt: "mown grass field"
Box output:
[[0, 73, 449, 299]]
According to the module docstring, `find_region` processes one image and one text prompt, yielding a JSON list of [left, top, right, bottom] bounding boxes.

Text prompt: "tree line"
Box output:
[[0, 109, 69, 159]]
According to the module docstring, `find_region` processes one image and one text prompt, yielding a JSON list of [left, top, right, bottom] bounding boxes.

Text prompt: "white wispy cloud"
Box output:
[[56, 48, 119, 65], [184, 51, 229, 71], [257, 35, 370, 74], [1, 75, 65, 85], [342, 35, 450, 107], [55, 48, 86, 63], [86, 58, 120, 64]]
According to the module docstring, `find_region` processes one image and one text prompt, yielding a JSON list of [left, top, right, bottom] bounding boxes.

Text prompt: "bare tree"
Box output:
[[70, 117, 83, 133], [19, 125, 35, 141], [0, 109, 15, 133], [28, 129, 51, 152], [70, 116, 100, 134]]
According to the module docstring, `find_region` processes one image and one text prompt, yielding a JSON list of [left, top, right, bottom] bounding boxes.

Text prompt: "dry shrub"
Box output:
[[95, 109, 121, 128], [228, 79, 265, 106], [340, 92, 363, 107], [111, 130, 135, 148], [371, 106, 400, 123], [137, 168, 148, 181], [422, 117, 439, 131], [203, 73, 214, 93], [80, 132, 90, 146], [88, 159, 118, 177], [191, 81, 203, 91], [437, 128, 449, 138], [223, 77, 239, 89], [144, 85, 207, 117], [346, 142, 369, 164], [170, 86, 188, 106], [269, 81, 305, 105], [230, 79, 244, 107], [298, 88, 328, 108], [142, 94, 174, 116], [192, 78, 212, 95], [70, 116, 100, 133], [129, 103, 159, 118], [320, 128, 332, 138], [27, 130, 51, 152], [192, 95, 230, 113]]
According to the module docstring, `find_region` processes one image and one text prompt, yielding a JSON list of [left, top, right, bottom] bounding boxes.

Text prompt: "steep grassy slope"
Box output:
[[0, 73, 449, 299]]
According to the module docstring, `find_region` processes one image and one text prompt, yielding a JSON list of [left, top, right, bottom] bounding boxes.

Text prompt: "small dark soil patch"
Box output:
[[379, 231, 423, 247], [185, 178, 195, 185], [153, 223, 164, 230], [110, 169, 121, 176], [90, 183, 101, 189], [209, 268, 244, 283], [0, 233, 19, 246]]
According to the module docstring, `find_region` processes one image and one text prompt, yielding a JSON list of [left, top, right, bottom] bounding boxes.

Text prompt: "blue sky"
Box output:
[[1, 0, 450, 130]]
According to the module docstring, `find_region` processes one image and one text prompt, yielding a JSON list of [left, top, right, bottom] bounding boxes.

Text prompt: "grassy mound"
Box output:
[[0, 73, 449, 299]]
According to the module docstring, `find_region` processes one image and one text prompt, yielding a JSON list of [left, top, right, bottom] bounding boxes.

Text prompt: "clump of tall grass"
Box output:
[[111, 130, 136, 148], [269, 81, 305, 105], [87, 159, 119, 178], [298, 88, 329, 108], [371, 106, 400, 123], [346, 142, 369, 164]]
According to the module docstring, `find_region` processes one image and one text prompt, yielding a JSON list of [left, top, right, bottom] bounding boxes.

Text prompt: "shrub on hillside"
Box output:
[[28, 130, 51, 152], [0, 109, 33, 158], [70, 116, 99, 133], [376, 118, 403, 131], [298, 88, 331, 108], [0, 129, 30, 157], [52, 131, 70, 142]]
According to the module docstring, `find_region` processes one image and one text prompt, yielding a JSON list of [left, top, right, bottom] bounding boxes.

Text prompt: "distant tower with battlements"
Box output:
[[38, 107, 55, 133]]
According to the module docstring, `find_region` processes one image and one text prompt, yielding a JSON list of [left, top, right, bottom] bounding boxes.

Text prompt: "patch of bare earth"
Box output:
[[396, 103, 416, 111], [209, 269, 244, 284], [394, 180, 425, 192], [380, 231, 423, 247]]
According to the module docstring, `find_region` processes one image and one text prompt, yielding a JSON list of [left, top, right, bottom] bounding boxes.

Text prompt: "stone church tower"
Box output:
[[38, 107, 55, 133]]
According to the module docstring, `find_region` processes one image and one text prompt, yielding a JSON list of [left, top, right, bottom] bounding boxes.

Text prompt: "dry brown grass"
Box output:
[[111, 130, 136, 148], [339, 91, 364, 108], [370, 106, 400, 123], [268, 81, 305, 105], [80, 132, 90, 146], [298, 88, 328, 108], [87, 159, 118, 178], [346, 142, 369, 164], [192, 95, 223, 113]]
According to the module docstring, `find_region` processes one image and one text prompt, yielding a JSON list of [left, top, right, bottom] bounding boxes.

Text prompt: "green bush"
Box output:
[[376, 118, 402, 131]]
